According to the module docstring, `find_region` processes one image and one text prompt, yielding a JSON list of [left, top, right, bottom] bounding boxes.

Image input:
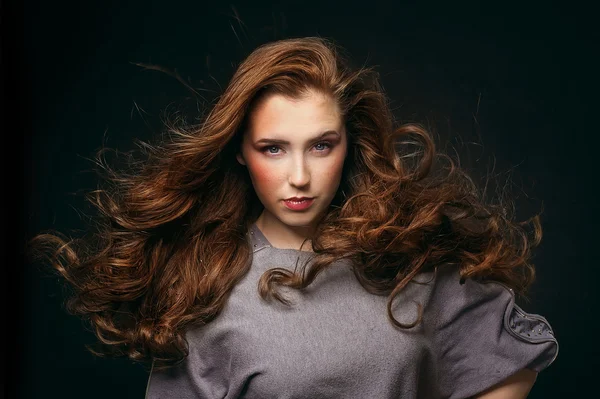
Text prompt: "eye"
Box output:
[[314, 142, 332, 152], [260, 141, 333, 156], [263, 145, 281, 154]]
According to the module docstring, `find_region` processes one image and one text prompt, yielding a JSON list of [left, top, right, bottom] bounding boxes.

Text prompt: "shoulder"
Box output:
[[426, 265, 514, 325]]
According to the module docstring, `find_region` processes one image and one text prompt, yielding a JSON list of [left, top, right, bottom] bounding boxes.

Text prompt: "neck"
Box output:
[[255, 212, 315, 252]]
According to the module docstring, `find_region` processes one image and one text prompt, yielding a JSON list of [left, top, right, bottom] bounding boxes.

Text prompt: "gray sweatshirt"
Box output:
[[145, 222, 558, 398]]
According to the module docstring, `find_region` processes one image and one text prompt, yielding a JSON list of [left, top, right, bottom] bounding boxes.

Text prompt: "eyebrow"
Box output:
[[254, 130, 340, 145]]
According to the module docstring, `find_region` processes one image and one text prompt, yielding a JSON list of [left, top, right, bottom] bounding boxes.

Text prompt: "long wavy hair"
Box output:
[[29, 37, 541, 369]]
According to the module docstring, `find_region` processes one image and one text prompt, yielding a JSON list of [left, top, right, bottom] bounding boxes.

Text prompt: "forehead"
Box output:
[[247, 91, 343, 138]]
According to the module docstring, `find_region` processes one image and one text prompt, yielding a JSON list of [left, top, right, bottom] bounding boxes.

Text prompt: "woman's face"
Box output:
[[237, 89, 347, 242]]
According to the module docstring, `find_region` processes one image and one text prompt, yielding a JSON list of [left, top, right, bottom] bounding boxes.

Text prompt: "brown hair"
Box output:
[[29, 37, 541, 369]]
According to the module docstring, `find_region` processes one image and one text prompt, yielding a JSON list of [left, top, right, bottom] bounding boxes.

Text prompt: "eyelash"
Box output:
[[261, 141, 333, 155]]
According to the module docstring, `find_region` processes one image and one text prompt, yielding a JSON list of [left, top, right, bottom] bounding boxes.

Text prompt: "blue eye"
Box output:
[[261, 142, 332, 156], [314, 142, 332, 151]]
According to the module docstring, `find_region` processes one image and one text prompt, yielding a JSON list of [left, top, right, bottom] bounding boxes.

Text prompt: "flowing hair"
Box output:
[[29, 37, 541, 369]]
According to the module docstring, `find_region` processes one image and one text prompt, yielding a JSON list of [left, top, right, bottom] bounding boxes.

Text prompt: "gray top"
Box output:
[[146, 222, 558, 399]]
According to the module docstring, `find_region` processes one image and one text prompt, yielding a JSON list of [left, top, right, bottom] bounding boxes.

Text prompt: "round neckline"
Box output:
[[249, 222, 315, 255]]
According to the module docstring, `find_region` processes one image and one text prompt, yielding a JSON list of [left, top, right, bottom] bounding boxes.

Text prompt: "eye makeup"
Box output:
[[261, 141, 334, 156], [254, 130, 341, 146]]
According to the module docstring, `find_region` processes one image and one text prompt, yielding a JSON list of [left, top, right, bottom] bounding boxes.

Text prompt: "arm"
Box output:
[[473, 368, 538, 399]]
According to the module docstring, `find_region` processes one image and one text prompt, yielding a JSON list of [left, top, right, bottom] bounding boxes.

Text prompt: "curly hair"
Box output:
[[29, 37, 541, 369]]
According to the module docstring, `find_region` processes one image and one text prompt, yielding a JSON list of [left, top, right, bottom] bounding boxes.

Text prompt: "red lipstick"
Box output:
[[283, 197, 315, 211]]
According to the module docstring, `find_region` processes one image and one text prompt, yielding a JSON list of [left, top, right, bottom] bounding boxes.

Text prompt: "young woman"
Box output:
[[31, 37, 558, 398]]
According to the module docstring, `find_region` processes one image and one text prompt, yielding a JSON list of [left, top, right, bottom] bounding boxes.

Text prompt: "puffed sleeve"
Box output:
[[425, 266, 559, 399]]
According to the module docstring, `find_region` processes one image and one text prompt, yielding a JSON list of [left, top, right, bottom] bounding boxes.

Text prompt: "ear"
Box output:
[[236, 152, 246, 166]]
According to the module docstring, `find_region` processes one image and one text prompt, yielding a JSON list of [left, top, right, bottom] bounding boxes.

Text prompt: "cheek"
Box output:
[[247, 158, 282, 194], [324, 151, 346, 182]]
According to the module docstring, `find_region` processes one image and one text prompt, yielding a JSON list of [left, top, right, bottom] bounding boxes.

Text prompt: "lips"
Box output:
[[284, 197, 314, 201], [282, 197, 315, 211]]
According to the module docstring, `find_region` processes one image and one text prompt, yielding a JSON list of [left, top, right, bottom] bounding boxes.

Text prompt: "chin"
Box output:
[[271, 210, 318, 228], [279, 215, 316, 227]]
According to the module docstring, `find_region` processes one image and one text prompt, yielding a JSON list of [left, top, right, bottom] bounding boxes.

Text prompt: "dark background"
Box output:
[[4, 1, 598, 398]]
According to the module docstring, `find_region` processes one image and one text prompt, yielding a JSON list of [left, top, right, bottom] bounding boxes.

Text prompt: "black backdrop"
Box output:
[[5, 1, 598, 398]]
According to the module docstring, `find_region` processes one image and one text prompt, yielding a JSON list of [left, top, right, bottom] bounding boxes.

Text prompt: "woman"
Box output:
[[31, 37, 558, 398]]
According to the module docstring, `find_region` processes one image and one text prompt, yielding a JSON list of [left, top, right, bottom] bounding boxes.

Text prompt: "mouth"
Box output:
[[282, 197, 315, 211], [284, 197, 314, 202]]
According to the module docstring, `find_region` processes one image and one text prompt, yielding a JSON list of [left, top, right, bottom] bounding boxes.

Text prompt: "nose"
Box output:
[[288, 154, 310, 188]]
